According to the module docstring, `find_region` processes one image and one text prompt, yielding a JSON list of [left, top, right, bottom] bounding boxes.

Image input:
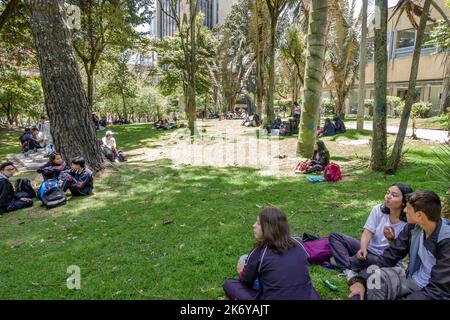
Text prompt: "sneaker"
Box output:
[[338, 269, 357, 281], [115, 159, 119, 163]]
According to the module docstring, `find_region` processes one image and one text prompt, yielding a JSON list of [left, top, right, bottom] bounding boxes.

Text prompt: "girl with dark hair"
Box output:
[[223, 207, 320, 300], [37, 152, 68, 180], [329, 183, 413, 279], [296, 140, 330, 174]]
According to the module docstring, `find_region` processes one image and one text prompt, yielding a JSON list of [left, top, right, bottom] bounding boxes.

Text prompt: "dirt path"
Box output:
[[125, 119, 371, 177]]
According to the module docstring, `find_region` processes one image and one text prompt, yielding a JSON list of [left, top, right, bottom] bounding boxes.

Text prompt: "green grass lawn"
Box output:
[[0, 123, 447, 299], [0, 127, 22, 162]]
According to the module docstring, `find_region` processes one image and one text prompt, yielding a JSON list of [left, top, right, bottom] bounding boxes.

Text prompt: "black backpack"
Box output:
[[101, 145, 114, 162], [118, 151, 127, 162], [15, 178, 37, 198]]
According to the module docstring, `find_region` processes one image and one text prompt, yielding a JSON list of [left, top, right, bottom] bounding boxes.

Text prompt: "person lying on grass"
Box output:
[[223, 207, 320, 300], [348, 190, 450, 300], [295, 140, 330, 174], [58, 157, 94, 196], [329, 183, 413, 280], [37, 152, 68, 180], [0, 162, 33, 215]]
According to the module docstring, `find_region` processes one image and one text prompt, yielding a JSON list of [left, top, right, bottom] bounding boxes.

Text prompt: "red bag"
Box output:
[[294, 161, 307, 173], [323, 162, 342, 182]]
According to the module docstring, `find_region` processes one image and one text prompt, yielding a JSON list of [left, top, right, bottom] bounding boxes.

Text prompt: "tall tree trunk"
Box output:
[[297, 0, 328, 157], [357, 0, 368, 132], [25, 0, 103, 171], [187, 0, 198, 137], [440, 60, 449, 115], [0, 0, 20, 31], [386, 0, 432, 173], [255, 0, 264, 118], [370, 0, 388, 171], [87, 66, 95, 109], [264, 15, 277, 126]]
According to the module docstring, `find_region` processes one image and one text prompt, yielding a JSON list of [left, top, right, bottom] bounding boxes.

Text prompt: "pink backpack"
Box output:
[[303, 237, 332, 264], [323, 162, 342, 182]]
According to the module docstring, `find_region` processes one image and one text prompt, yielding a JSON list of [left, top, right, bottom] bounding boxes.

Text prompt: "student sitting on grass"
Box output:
[[102, 130, 119, 162], [223, 207, 320, 300], [37, 152, 68, 180], [333, 116, 346, 134], [295, 140, 330, 174], [329, 183, 413, 280], [317, 118, 336, 137], [0, 162, 33, 215], [266, 116, 282, 135], [59, 157, 94, 196], [348, 190, 450, 300], [19, 128, 41, 154]]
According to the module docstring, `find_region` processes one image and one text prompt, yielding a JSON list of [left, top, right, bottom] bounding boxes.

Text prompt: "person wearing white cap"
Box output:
[[102, 130, 119, 162]]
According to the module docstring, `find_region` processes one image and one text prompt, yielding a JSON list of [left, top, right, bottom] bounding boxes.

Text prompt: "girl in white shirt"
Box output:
[[329, 183, 413, 278]]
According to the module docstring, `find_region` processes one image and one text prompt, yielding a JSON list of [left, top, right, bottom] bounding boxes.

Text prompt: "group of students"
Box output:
[[0, 155, 94, 215], [224, 185, 449, 300], [19, 116, 54, 156], [317, 116, 346, 137]]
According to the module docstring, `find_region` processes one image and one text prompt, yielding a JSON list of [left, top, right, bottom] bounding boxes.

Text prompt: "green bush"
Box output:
[[321, 98, 335, 115], [364, 99, 374, 116], [411, 101, 432, 118], [387, 96, 404, 117], [396, 101, 432, 118]]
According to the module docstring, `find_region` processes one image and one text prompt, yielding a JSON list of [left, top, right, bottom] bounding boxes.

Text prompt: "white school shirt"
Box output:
[[102, 136, 116, 149], [412, 231, 436, 288], [364, 204, 407, 256]]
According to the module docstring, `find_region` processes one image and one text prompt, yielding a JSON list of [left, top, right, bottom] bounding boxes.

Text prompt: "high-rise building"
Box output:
[[155, 0, 237, 39]]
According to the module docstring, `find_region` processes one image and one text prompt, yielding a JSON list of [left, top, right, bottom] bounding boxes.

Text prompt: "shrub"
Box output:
[[411, 101, 432, 118], [364, 99, 374, 116], [395, 101, 432, 119], [386, 96, 404, 117], [321, 98, 335, 115]]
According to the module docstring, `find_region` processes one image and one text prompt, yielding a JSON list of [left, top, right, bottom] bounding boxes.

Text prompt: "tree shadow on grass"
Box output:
[[0, 156, 445, 300]]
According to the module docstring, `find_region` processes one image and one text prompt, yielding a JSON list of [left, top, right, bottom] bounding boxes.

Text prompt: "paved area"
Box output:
[[12, 149, 48, 171], [345, 122, 448, 143]]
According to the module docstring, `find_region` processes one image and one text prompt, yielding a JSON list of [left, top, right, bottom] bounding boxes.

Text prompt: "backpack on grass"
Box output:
[[323, 162, 342, 182], [15, 178, 37, 198], [37, 179, 66, 209]]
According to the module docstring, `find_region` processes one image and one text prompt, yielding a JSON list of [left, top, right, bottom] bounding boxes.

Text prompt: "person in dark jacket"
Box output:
[[303, 140, 330, 174], [0, 162, 33, 215], [317, 118, 336, 137], [266, 116, 282, 134], [334, 116, 346, 134], [37, 152, 68, 180], [223, 207, 320, 300], [348, 191, 450, 300], [59, 157, 94, 196], [19, 128, 41, 154]]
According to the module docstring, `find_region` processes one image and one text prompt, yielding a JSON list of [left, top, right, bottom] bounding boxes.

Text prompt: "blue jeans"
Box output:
[[6, 191, 33, 213]]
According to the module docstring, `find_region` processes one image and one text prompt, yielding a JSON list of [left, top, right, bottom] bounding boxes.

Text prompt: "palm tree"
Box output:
[[325, 0, 360, 119], [249, 0, 270, 118], [357, 0, 368, 132], [297, 0, 329, 157], [264, 0, 293, 126]]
